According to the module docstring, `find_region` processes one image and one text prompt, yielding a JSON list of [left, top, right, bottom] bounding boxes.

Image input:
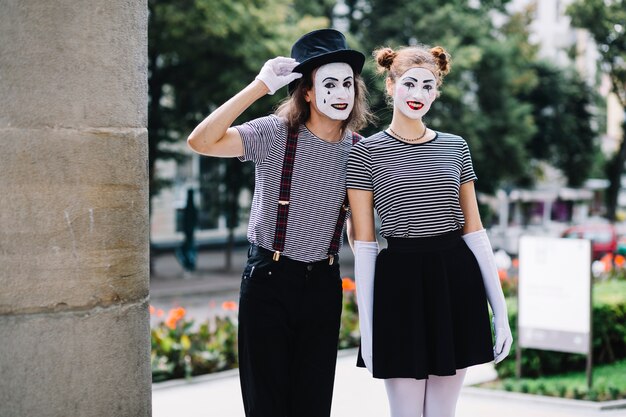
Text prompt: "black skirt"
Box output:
[[357, 230, 494, 379]]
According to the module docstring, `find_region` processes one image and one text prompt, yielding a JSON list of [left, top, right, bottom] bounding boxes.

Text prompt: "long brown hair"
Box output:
[[275, 68, 373, 132]]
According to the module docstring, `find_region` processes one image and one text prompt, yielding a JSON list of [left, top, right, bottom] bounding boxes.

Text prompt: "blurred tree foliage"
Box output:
[[148, 0, 327, 268], [148, 0, 603, 249], [567, 0, 626, 220], [148, 0, 327, 197], [520, 62, 599, 187], [346, 0, 599, 194]]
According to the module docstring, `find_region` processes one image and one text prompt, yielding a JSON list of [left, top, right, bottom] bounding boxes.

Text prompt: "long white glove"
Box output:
[[462, 229, 513, 364], [255, 57, 302, 95], [354, 240, 379, 373]]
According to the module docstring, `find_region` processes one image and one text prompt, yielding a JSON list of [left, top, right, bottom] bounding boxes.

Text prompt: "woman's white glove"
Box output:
[[255, 57, 302, 95], [354, 240, 379, 373], [462, 229, 513, 364]]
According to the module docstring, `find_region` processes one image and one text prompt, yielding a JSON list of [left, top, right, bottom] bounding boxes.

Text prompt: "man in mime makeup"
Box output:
[[187, 29, 372, 417]]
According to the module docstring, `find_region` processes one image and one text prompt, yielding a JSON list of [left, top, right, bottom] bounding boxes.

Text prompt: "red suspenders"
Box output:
[[271, 126, 300, 260], [271, 126, 362, 263]]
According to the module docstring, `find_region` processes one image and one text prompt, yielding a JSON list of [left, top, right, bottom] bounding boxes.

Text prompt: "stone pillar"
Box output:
[[0, 1, 150, 416]]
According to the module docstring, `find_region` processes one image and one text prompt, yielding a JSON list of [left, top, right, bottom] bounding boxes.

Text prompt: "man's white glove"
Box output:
[[462, 229, 513, 364], [255, 57, 302, 95], [354, 240, 378, 373]]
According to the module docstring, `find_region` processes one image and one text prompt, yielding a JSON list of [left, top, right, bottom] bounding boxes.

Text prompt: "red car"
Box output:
[[561, 223, 617, 260]]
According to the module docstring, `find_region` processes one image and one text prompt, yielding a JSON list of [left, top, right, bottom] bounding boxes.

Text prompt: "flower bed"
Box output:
[[151, 277, 360, 382]]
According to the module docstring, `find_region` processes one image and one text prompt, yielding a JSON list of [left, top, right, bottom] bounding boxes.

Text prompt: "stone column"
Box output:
[[0, 1, 150, 416]]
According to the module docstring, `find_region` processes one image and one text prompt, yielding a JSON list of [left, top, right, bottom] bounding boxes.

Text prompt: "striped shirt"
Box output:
[[235, 115, 353, 262], [346, 130, 477, 238]]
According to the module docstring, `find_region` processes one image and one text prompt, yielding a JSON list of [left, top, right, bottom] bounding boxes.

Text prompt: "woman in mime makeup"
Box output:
[[347, 44, 513, 417]]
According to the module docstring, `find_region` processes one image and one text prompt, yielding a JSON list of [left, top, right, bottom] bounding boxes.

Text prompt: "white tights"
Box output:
[[383, 369, 467, 417]]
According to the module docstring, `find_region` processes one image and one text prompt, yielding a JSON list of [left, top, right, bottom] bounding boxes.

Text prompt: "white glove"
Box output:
[[255, 57, 303, 95], [354, 240, 379, 373], [462, 229, 513, 364]]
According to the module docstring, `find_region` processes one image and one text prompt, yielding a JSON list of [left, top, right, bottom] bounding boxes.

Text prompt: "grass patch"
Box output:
[[594, 279, 626, 306], [478, 357, 626, 401]]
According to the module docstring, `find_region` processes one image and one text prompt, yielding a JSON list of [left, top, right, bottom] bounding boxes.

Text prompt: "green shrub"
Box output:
[[151, 278, 362, 382], [573, 387, 586, 400], [338, 280, 360, 349], [151, 309, 239, 382]]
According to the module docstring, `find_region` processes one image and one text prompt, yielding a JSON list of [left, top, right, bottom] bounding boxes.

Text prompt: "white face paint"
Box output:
[[393, 67, 437, 120], [314, 63, 355, 121]]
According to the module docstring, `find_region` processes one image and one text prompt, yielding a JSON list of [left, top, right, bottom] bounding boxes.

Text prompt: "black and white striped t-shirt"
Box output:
[[346, 130, 477, 238], [235, 115, 353, 262]]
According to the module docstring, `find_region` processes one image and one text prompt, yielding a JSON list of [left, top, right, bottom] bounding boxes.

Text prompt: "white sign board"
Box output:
[[518, 236, 591, 354]]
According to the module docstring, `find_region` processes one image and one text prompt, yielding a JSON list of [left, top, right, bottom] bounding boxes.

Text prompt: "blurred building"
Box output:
[[508, 0, 623, 156], [485, 0, 624, 252], [151, 142, 250, 249]]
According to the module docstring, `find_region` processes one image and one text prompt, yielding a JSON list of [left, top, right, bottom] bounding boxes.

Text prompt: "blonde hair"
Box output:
[[374, 45, 451, 90], [275, 70, 373, 132]]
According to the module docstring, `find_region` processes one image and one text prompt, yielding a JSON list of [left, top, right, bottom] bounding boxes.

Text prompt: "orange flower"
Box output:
[[497, 269, 508, 281], [615, 255, 625, 268], [512, 258, 519, 269], [165, 316, 177, 330], [342, 277, 356, 292], [149, 305, 156, 315], [172, 307, 186, 320], [165, 307, 186, 329], [222, 301, 238, 311], [601, 253, 613, 272], [157, 309, 164, 318]]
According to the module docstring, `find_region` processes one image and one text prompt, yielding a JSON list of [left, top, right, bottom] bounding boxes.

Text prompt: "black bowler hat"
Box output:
[[288, 29, 365, 94]]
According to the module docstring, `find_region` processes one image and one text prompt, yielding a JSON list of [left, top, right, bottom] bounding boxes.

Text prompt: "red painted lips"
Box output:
[[331, 103, 349, 110], [407, 101, 424, 110]]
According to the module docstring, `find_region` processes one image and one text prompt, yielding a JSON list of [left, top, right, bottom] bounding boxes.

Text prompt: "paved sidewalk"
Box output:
[[150, 247, 626, 417], [152, 349, 626, 417]]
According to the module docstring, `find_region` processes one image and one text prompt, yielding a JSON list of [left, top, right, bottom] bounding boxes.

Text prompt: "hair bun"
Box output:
[[430, 46, 451, 76], [374, 47, 397, 72]]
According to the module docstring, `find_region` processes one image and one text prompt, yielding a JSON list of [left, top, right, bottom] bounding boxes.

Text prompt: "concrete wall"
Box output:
[[0, 0, 150, 416]]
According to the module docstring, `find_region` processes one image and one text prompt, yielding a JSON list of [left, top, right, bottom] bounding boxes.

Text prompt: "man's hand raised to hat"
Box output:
[[256, 57, 302, 95]]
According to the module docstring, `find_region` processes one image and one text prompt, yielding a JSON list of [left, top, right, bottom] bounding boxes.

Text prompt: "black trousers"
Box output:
[[238, 245, 343, 417]]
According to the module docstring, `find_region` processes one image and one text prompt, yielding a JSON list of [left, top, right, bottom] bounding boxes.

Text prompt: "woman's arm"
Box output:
[[345, 217, 355, 252], [348, 188, 377, 373], [459, 180, 512, 364], [459, 180, 483, 233], [187, 57, 302, 158], [348, 189, 376, 241]]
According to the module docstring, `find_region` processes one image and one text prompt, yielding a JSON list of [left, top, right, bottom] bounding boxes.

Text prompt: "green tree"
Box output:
[[520, 62, 599, 187], [567, 0, 626, 220], [347, 1, 600, 194], [350, 0, 536, 193], [148, 0, 327, 269]]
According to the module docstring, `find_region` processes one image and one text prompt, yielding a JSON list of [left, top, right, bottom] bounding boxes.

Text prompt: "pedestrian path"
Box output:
[[152, 349, 626, 417]]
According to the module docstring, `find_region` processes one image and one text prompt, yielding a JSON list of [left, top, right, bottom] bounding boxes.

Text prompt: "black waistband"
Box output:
[[248, 244, 337, 267], [386, 229, 463, 252]]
